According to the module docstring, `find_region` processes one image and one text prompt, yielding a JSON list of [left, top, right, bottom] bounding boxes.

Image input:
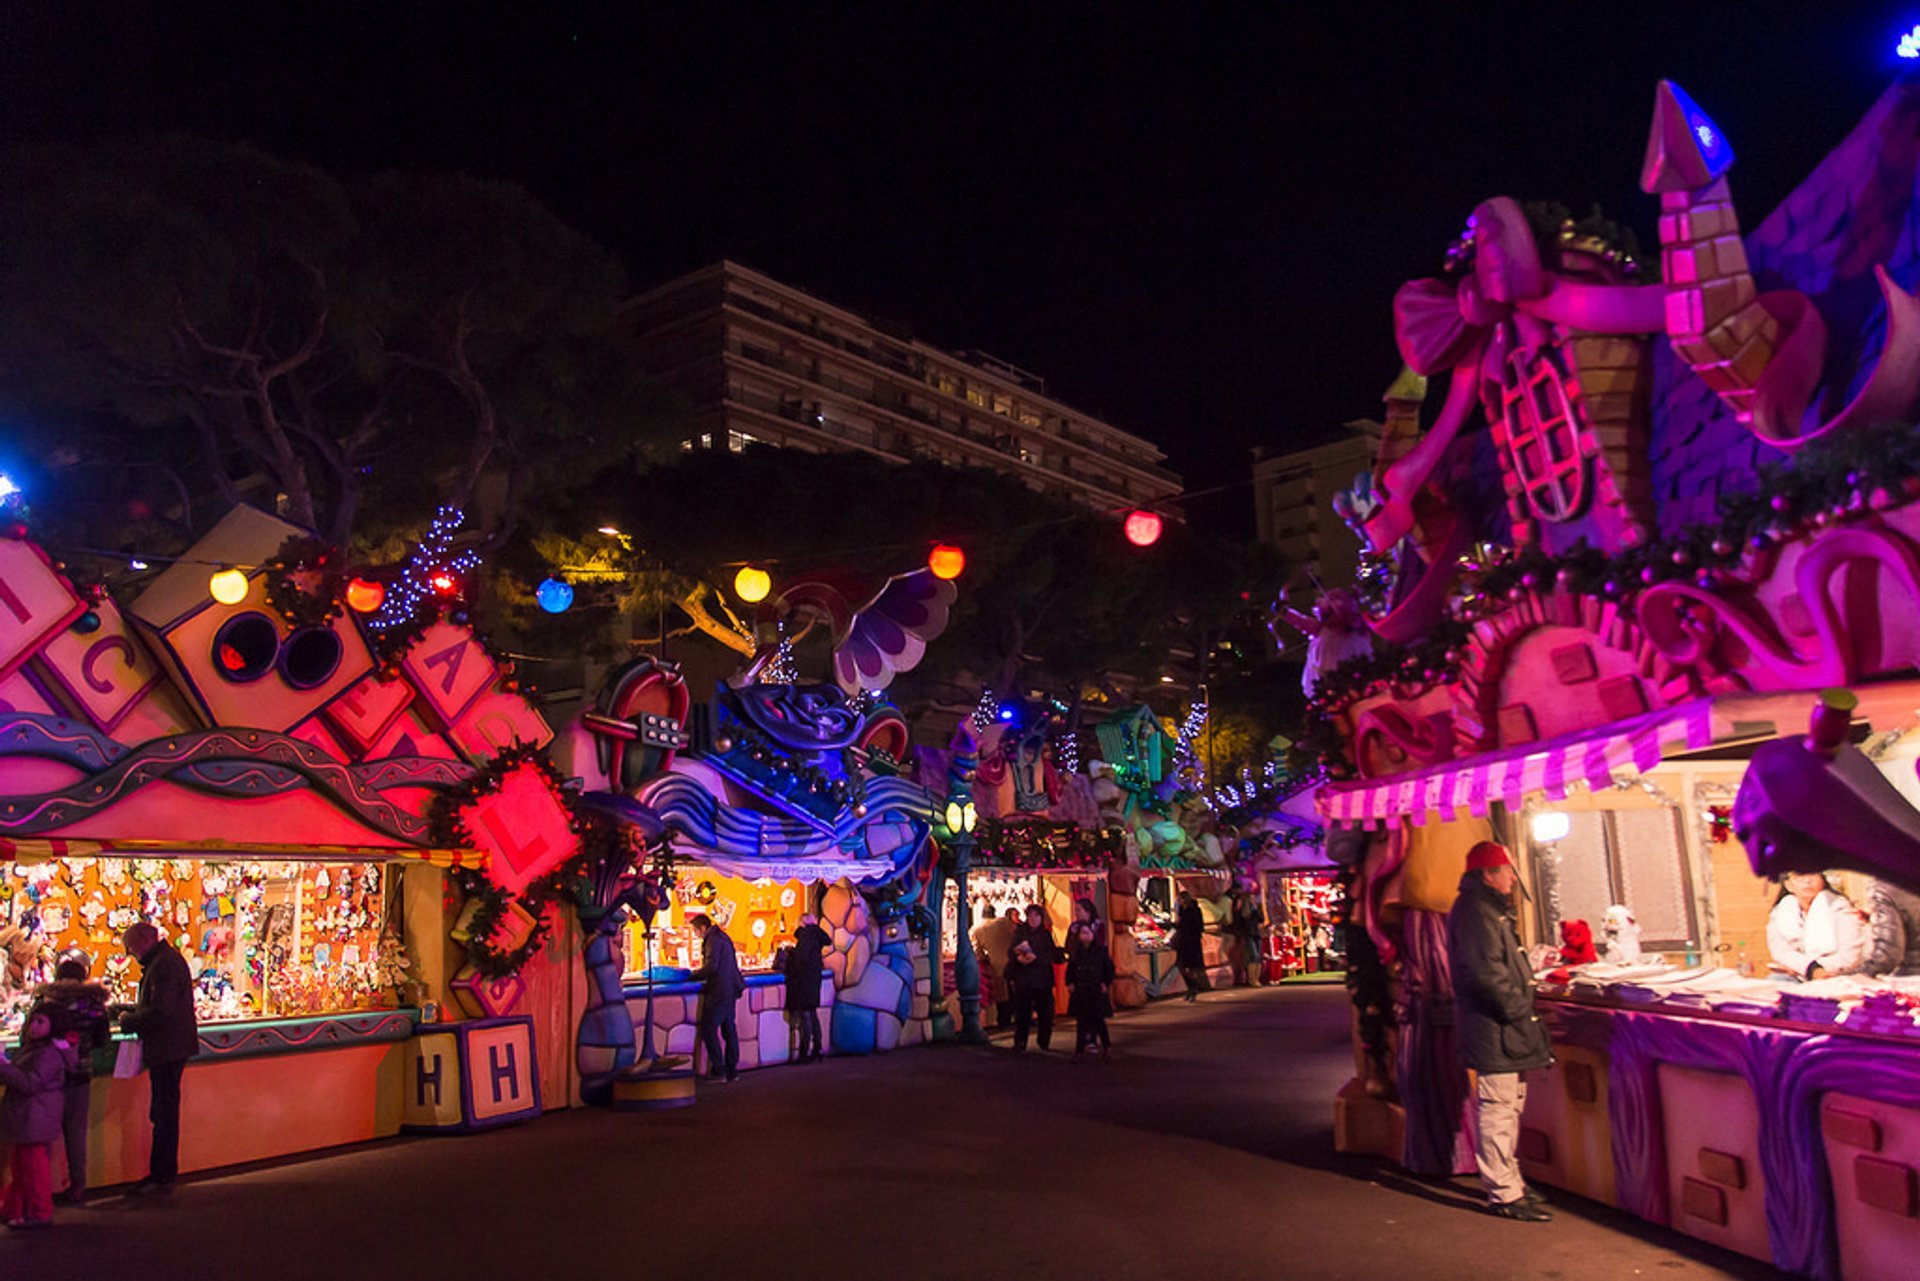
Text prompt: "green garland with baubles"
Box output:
[[1300, 422, 1920, 774]]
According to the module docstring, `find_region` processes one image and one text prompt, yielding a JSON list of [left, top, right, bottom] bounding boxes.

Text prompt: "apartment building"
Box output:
[[622, 261, 1183, 511], [1251, 424, 1378, 589]]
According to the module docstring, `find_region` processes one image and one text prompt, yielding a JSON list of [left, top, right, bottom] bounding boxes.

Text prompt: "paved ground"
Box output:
[[4, 986, 1779, 1280]]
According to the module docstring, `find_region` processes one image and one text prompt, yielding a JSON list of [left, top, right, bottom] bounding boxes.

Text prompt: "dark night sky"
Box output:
[[2, 3, 1913, 531]]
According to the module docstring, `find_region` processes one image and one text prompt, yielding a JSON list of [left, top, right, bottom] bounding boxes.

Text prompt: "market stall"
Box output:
[[0, 506, 569, 1183], [940, 864, 1110, 1024], [1261, 870, 1343, 979], [1297, 76, 1920, 1279]]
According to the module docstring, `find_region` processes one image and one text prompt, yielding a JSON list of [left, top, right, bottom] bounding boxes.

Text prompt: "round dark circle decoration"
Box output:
[[279, 625, 344, 690], [211, 612, 281, 684]]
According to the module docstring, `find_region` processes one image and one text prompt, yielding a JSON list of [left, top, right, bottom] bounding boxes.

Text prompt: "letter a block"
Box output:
[[400, 620, 497, 729], [399, 1016, 541, 1134]]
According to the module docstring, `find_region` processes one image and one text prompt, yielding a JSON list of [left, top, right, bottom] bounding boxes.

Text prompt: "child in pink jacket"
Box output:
[[1, 1003, 78, 1229]]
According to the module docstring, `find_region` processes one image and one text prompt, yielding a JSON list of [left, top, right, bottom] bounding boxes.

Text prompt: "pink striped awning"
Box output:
[[1317, 699, 1715, 828]]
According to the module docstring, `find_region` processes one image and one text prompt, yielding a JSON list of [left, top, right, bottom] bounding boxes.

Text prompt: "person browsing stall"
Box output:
[[116, 921, 198, 1195], [0, 1003, 77, 1228], [689, 914, 744, 1082], [783, 912, 830, 1064], [34, 955, 112, 1206], [1008, 905, 1060, 1052], [1447, 841, 1554, 1223]]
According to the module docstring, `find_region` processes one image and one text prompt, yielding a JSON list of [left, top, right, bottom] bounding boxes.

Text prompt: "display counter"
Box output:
[[1523, 993, 1920, 1280], [620, 970, 834, 1070]]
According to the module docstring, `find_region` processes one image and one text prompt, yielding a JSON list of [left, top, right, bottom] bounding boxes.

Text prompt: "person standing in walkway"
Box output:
[[1009, 905, 1060, 1052], [783, 912, 830, 1064], [690, 914, 744, 1082], [116, 921, 197, 1195], [1228, 885, 1265, 986], [35, 955, 112, 1206], [0, 1003, 77, 1229], [1066, 922, 1114, 1057], [1172, 891, 1209, 1001], [1447, 841, 1554, 1222]]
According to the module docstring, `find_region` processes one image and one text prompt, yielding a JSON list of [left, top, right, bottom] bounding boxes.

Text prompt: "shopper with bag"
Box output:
[[115, 921, 198, 1195]]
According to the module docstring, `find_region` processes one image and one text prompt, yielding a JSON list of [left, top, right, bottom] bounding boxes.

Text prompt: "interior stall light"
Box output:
[[1530, 811, 1572, 844]]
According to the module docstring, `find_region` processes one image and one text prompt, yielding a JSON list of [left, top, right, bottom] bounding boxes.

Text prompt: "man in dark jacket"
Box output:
[[690, 914, 744, 1082], [783, 913, 831, 1063], [1447, 842, 1554, 1222], [117, 922, 199, 1194]]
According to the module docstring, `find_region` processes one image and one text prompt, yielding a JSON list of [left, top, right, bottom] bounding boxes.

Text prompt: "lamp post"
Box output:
[[945, 794, 986, 1044]]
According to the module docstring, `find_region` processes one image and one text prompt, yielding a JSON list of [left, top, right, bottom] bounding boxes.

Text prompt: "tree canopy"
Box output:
[[0, 134, 679, 554], [510, 446, 1290, 713]]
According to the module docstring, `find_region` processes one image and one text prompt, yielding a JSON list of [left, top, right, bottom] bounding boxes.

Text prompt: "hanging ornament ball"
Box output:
[[450, 610, 470, 627], [927, 542, 966, 580], [1711, 538, 1734, 558], [3, 520, 28, 541], [536, 577, 575, 614], [1123, 509, 1164, 548], [72, 609, 101, 634], [344, 577, 385, 614], [208, 568, 250, 605], [733, 565, 772, 604]]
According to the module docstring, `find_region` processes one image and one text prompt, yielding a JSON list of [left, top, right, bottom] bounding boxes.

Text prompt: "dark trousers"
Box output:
[[148, 1059, 187, 1183], [1013, 985, 1053, 1051], [1179, 965, 1210, 1000], [1075, 1015, 1110, 1052], [61, 1079, 90, 1192], [698, 1007, 739, 1078], [793, 1009, 822, 1060]]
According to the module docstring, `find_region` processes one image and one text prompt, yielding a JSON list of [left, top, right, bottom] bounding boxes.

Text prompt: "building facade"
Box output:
[[622, 260, 1182, 511], [1251, 424, 1376, 588]]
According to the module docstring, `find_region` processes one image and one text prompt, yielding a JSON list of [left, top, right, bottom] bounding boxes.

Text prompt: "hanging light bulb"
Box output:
[[344, 578, 385, 614], [733, 565, 772, 603], [208, 568, 250, 605], [1123, 509, 1164, 547], [927, 542, 966, 580]]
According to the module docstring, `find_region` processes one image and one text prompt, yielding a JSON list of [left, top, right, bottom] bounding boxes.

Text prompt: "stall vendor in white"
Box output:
[[1766, 871, 1868, 980]]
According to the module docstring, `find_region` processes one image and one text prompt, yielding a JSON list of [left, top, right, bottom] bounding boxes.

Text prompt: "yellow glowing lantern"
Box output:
[[927, 542, 966, 580], [733, 565, 772, 604], [208, 568, 250, 605]]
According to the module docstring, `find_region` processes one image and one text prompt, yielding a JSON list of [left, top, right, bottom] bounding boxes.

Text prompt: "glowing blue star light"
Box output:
[[1899, 25, 1920, 59]]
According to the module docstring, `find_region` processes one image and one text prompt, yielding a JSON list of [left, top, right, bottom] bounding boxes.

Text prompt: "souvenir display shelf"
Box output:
[[622, 865, 807, 979], [2, 853, 401, 1038]]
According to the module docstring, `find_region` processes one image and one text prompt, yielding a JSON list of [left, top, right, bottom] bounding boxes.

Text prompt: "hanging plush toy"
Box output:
[[1602, 904, 1642, 964], [1558, 918, 1599, 965]]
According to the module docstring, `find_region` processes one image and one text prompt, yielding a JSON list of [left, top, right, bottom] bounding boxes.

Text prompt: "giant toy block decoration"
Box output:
[[401, 1016, 542, 1133]]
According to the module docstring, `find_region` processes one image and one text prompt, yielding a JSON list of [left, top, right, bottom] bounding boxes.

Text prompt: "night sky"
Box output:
[[2, 3, 1912, 531]]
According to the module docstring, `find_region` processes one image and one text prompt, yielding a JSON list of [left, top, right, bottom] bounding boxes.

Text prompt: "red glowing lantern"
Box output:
[[927, 542, 966, 580], [430, 571, 458, 596], [344, 577, 386, 614], [1123, 509, 1164, 547]]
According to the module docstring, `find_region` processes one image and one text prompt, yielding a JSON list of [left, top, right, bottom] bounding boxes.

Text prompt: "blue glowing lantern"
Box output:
[[536, 577, 575, 614]]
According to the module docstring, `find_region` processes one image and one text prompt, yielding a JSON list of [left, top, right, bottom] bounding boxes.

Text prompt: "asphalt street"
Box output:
[[2, 985, 1779, 1280]]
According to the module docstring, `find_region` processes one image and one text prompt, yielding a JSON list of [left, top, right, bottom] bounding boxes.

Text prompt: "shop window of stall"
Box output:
[[1527, 805, 1699, 953], [625, 869, 807, 979], [2, 856, 397, 1038]]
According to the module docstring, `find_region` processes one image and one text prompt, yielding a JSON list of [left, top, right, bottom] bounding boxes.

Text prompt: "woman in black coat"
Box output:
[[1171, 891, 1209, 1002], [1066, 922, 1115, 1056], [1009, 905, 1061, 1052], [783, 913, 831, 1063]]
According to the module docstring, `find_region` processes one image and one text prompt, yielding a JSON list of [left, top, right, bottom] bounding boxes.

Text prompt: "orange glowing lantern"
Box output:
[[927, 542, 966, 580], [344, 577, 386, 614], [1123, 509, 1164, 547]]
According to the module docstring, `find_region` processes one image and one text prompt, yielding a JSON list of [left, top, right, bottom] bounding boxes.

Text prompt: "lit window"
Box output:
[[727, 430, 759, 453], [965, 387, 986, 408]]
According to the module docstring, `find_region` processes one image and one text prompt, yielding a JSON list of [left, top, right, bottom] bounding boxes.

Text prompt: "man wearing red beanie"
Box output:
[[1447, 840, 1554, 1221]]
